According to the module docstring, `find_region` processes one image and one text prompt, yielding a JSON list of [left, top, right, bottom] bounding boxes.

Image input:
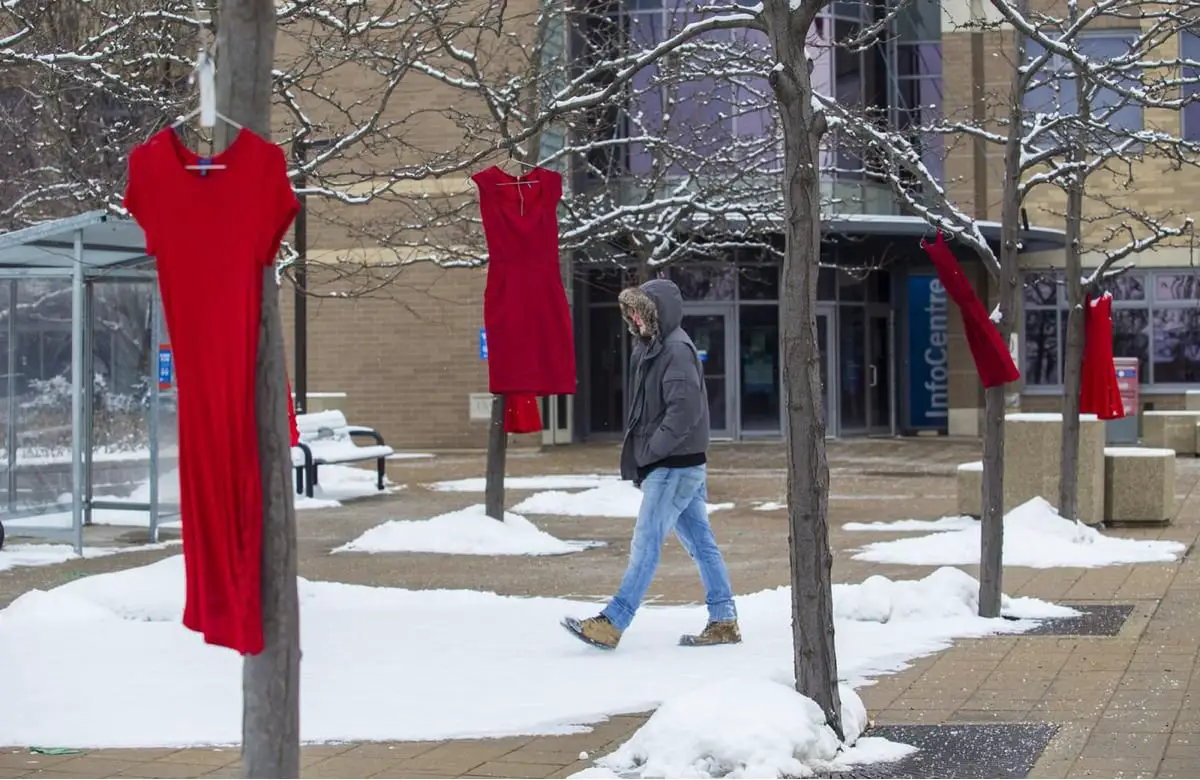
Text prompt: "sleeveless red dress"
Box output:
[[471, 166, 576, 396], [1080, 293, 1125, 419], [124, 128, 299, 655]]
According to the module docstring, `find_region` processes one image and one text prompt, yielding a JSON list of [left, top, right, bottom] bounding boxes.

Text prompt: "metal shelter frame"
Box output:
[[0, 210, 168, 553]]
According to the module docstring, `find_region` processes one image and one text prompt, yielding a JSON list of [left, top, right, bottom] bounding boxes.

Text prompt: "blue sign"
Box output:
[[157, 344, 173, 390], [479, 328, 488, 361], [697, 349, 708, 363], [908, 274, 949, 430]]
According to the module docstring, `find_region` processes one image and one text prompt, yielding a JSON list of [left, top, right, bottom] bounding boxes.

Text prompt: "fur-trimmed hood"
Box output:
[[618, 279, 684, 342]]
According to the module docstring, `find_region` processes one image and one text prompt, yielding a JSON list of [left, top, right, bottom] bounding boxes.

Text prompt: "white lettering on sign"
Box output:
[[924, 279, 949, 420]]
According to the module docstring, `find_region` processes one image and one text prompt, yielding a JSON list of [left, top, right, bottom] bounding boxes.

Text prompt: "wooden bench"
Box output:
[[292, 411, 393, 499], [1103, 447, 1175, 524]]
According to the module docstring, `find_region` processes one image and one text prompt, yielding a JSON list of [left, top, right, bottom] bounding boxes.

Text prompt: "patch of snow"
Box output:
[[1104, 447, 1174, 457], [957, 461, 983, 472], [294, 464, 399, 510], [1006, 413, 1099, 422], [428, 474, 620, 493], [333, 504, 598, 556], [1143, 410, 1200, 417], [844, 517, 978, 533], [0, 558, 1068, 748], [388, 452, 436, 460], [571, 679, 909, 779], [513, 482, 733, 518], [853, 497, 1186, 568], [0, 541, 179, 573], [754, 501, 786, 511]]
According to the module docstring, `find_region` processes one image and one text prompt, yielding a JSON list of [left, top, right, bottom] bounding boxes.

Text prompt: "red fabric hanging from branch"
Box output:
[[505, 394, 543, 434], [920, 231, 1020, 389], [1080, 293, 1125, 420]]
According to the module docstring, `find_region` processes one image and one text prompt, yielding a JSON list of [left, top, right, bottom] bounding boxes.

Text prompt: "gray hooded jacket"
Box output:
[[618, 279, 710, 482]]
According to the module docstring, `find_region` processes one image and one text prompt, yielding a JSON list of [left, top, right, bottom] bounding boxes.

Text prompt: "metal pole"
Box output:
[[293, 140, 307, 415], [148, 287, 161, 543], [70, 230, 85, 554], [6, 280, 16, 513], [83, 281, 95, 527]]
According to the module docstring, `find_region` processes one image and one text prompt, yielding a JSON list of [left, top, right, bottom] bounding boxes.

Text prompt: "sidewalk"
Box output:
[[1, 439, 1197, 778]]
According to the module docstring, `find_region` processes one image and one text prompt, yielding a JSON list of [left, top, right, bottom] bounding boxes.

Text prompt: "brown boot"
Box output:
[[679, 619, 741, 647], [562, 615, 622, 650]]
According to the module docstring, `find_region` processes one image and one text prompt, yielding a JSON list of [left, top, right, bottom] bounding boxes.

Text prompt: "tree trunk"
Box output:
[[762, 2, 842, 739], [1058, 174, 1085, 523], [214, 1, 302, 776], [980, 8, 1027, 618], [484, 395, 507, 519], [1058, 19, 1088, 526]]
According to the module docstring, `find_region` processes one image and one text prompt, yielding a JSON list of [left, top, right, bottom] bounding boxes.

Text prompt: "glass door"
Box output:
[[817, 308, 834, 437], [867, 306, 895, 435], [838, 306, 867, 434], [681, 309, 735, 439]]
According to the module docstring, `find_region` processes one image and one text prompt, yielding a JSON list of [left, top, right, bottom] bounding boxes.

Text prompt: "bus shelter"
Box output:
[[0, 211, 175, 554]]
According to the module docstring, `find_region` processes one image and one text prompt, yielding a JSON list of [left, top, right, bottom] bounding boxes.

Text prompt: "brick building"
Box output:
[[283, 0, 1198, 450]]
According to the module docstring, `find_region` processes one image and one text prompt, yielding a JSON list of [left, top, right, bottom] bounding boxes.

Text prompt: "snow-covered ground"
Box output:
[[8, 464, 395, 532], [335, 505, 601, 556], [0, 558, 1070, 755], [428, 474, 620, 492], [0, 541, 179, 573], [850, 497, 1185, 568], [513, 481, 733, 518]]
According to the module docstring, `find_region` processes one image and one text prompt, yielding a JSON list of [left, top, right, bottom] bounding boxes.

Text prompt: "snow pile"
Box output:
[[0, 558, 1068, 748], [573, 680, 914, 779], [852, 498, 1186, 568], [844, 517, 977, 533], [834, 567, 1078, 623], [428, 474, 619, 492], [0, 541, 179, 573], [754, 501, 785, 511], [514, 481, 733, 518], [334, 504, 597, 556]]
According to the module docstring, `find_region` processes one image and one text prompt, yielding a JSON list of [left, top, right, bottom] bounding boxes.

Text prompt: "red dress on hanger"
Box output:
[[921, 232, 1020, 388], [124, 128, 299, 655], [471, 166, 576, 396], [1080, 293, 1125, 420]]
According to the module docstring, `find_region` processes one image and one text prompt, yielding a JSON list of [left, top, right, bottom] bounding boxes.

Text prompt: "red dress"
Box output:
[[1080, 293, 1125, 419], [471, 166, 576, 396], [921, 232, 1020, 388], [124, 128, 299, 655]]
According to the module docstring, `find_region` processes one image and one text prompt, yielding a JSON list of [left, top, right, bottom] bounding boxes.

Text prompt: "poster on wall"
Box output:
[[908, 274, 950, 431]]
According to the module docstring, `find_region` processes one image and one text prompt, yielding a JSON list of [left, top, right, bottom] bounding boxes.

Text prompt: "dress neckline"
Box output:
[[160, 127, 251, 182]]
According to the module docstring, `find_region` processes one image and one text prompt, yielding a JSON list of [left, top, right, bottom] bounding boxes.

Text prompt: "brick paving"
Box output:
[[1, 439, 1198, 778]]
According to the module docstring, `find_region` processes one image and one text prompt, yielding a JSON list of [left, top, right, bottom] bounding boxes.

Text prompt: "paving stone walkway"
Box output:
[[1, 439, 1198, 778]]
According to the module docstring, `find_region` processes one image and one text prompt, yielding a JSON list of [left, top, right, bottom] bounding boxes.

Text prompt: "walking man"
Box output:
[[563, 279, 739, 650]]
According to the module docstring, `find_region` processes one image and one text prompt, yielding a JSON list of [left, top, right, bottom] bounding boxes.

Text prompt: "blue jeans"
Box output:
[[602, 465, 737, 631]]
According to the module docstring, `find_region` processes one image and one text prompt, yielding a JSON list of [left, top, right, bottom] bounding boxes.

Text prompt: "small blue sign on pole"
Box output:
[[157, 344, 173, 390], [697, 350, 708, 363], [479, 328, 488, 361]]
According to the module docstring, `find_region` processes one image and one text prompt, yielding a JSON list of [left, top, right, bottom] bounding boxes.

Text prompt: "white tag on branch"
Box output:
[[198, 54, 217, 128]]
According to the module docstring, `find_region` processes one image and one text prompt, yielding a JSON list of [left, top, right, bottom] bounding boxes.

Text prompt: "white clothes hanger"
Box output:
[[170, 0, 241, 171]]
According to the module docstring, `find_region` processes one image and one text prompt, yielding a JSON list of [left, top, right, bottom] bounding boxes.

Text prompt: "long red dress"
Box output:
[[471, 166, 576, 396], [921, 232, 1020, 388], [1080, 293, 1125, 419], [124, 128, 299, 655]]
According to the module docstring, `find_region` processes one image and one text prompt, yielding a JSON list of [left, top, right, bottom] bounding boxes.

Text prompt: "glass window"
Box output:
[[670, 264, 736, 301], [1024, 272, 1060, 306], [1154, 273, 1200, 301], [1112, 307, 1150, 381], [1103, 273, 1145, 301], [1024, 310, 1060, 385], [818, 267, 837, 300], [1183, 31, 1200, 142], [738, 265, 779, 300], [1023, 33, 1144, 145], [837, 269, 865, 302], [1152, 307, 1200, 383], [583, 266, 633, 304]]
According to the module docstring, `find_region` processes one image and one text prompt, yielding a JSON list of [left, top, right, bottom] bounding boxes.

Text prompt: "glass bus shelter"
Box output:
[[0, 211, 175, 554]]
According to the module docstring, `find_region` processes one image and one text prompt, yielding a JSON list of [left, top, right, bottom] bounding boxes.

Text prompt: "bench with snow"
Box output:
[[1143, 411, 1200, 456], [1103, 447, 1175, 524], [292, 411, 393, 499], [956, 461, 982, 518]]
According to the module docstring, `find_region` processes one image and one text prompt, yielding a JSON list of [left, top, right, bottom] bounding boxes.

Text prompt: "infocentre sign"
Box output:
[[908, 274, 949, 431]]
